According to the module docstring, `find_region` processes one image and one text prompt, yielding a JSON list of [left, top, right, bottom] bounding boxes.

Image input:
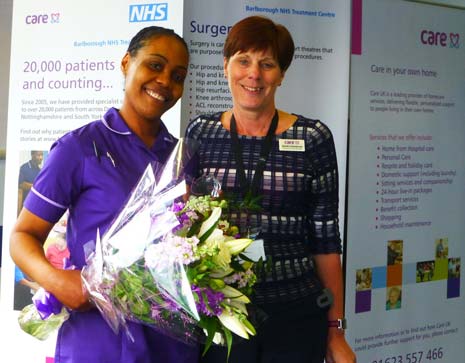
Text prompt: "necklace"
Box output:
[[229, 110, 279, 197]]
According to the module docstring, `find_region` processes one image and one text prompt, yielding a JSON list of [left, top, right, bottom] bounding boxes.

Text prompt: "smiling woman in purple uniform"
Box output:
[[10, 26, 199, 363]]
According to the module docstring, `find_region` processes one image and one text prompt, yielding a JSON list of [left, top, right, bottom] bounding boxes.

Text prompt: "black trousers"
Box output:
[[200, 297, 329, 363]]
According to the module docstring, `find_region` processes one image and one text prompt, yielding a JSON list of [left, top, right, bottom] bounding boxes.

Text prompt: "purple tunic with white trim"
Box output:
[[25, 107, 199, 363]]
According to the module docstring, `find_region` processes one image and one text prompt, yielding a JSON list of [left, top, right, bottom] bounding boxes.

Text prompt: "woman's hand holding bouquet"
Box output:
[[81, 140, 259, 357]]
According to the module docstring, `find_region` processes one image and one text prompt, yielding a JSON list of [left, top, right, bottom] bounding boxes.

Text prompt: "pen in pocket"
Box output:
[[106, 151, 116, 167], [92, 140, 101, 162]]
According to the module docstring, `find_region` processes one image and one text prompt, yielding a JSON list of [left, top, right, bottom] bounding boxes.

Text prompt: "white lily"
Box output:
[[199, 206, 222, 238], [220, 285, 250, 303], [226, 299, 248, 315], [242, 317, 256, 336], [212, 241, 232, 270], [209, 267, 234, 278], [202, 329, 224, 345], [224, 238, 253, 255], [212, 331, 224, 345], [218, 311, 250, 339], [205, 228, 224, 243]]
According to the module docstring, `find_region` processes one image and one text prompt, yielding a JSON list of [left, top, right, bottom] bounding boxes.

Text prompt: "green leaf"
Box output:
[[186, 220, 201, 237], [229, 259, 244, 271], [198, 222, 219, 244], [238, 253, 255, 263], [200, 317, 218, 356], [187, 267, 199, 281], [223, 326, 233, 362]]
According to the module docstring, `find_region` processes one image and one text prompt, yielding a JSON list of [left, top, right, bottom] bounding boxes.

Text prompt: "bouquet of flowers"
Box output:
[[81, 139, 258, 356]]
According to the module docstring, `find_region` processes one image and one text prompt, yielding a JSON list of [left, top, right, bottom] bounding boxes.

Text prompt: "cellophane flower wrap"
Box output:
[[18, 288, 69, 341], [81, 139, 258, 356], [17, 256, 74, 340]]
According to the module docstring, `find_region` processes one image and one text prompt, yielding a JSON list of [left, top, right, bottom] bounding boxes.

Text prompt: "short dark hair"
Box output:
[[223, 16, 294, 72], [127, 26, 189, 57]]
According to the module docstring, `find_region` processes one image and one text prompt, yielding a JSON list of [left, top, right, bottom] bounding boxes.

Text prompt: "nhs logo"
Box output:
[[129, 3, 168, 22]]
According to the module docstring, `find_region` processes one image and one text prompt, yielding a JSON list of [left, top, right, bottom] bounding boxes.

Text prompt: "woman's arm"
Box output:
[[314, 253, 356, 363], [10, 208, 91, 310]]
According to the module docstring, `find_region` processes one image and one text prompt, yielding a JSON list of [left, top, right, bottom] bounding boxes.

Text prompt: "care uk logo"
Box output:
[[129, 3, 168, 22], [420, 29, 460, 48], [25, 12, 60, 25]]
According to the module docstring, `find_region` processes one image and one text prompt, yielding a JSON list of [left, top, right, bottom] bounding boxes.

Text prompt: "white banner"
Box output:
[[181, 0, 351, 236], [346, 1, 465, 362], [1, 1, 351, 362]]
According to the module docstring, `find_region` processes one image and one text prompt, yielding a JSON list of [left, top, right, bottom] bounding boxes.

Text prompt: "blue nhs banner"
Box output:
[[129, 3, 168, 22]]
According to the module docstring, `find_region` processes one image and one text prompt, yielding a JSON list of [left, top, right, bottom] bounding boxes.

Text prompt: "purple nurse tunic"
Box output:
[[25, 107, 199, 363]]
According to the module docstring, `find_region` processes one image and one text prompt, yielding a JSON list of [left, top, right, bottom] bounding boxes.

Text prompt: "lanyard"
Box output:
[[230, 110, 279, 197]]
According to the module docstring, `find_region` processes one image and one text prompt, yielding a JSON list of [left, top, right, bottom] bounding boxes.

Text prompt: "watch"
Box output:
[[328, 318, 347, 330]]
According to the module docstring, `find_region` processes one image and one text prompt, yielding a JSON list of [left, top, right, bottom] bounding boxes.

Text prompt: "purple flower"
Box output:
[[172, 202, 185, 213], [192, 285, 224, 316]]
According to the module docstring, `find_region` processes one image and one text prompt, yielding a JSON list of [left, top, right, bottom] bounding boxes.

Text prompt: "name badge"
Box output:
[[279, 139, 305, 152]]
